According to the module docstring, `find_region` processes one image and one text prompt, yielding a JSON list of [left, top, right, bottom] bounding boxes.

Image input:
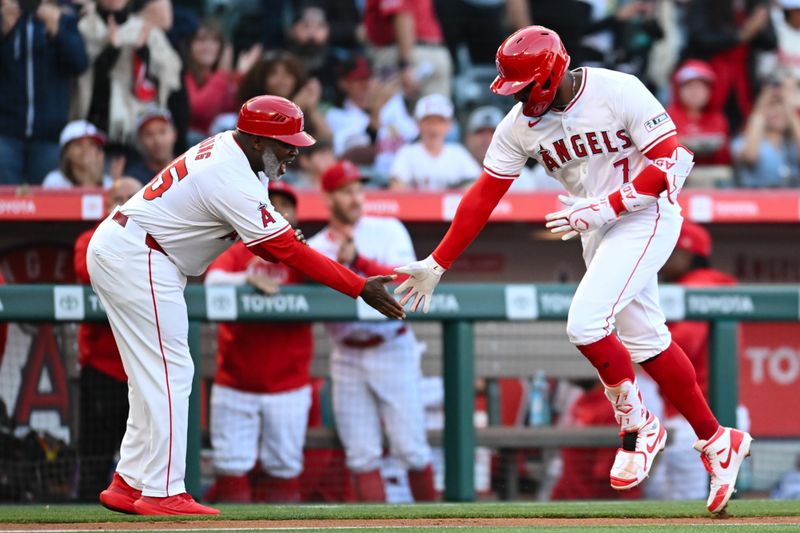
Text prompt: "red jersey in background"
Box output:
[[365, 0, 444, 47], [209, 242, 313, 394], [74, 227, 127, 382]]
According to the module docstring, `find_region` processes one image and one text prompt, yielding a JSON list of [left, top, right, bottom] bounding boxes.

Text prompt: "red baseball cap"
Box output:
[[321, 160, 367, 192], [268, 180, 298, 206], [676, 222, 712, 257]]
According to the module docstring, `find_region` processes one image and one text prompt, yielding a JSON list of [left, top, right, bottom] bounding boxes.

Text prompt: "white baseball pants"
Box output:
[[331, 331, 431, 473], [210, 383, 312, 478], [87, 216, 192, 497], [567, 199, 682, 362]]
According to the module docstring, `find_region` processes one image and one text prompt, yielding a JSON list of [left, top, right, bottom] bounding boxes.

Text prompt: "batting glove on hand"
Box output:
[[545, 194, 618, 241], [393, 255, 446, 313]]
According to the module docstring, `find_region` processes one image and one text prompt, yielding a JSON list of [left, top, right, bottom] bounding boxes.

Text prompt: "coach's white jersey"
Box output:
[[484, 67, 677, 198], [308, 216, 415, 343], [121, 131, 290, 276]]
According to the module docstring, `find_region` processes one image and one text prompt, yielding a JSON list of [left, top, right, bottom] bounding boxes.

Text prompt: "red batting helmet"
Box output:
[[236, 95, 316, 147], [491, 26, 570, 117]]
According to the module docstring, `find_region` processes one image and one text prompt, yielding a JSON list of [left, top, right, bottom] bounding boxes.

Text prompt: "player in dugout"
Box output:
[[204, 181, 313, 504], [394, 26, 752, 515], [87, 96, 404, 516]]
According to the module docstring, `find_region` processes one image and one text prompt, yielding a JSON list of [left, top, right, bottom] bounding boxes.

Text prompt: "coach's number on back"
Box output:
[[144, 157, 188, 201]]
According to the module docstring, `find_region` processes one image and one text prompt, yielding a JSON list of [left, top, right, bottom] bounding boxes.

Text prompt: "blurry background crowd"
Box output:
[[4, 0, 800, 190]]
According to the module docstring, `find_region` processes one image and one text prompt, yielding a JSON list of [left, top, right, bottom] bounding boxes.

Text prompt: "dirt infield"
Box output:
[[3, 516, 800, 530]]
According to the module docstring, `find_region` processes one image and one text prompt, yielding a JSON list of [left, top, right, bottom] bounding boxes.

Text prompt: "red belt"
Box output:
[[112, 211, 167, 255], [341, 326, 407, 349]]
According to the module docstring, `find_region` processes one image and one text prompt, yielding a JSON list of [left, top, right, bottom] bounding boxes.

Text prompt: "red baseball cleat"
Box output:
[[99, 473, 142, 514], [694, 426, 753, 515], [133, 493, 220, 515]]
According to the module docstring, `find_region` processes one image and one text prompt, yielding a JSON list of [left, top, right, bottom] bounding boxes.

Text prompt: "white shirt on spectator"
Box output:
[[326, 93, 418, 178], [390, 142, 481, 190], [42, 170, 113, 189], [772, 8, 800, 80]]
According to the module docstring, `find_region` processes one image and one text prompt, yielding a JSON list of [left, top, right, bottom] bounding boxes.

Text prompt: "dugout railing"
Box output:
[[1, 283, 798, 502]]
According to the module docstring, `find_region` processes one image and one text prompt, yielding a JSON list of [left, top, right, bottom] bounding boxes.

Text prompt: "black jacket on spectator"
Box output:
[[0, 12, 88, 142]]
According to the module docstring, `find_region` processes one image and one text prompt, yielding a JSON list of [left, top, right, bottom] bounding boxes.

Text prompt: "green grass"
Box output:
[[0, 500, 799, 524]]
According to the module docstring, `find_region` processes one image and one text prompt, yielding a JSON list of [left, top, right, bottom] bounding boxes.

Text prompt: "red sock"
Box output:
[[577, 334, 636, 386], [353, 469, 386, 502], [641, 341, 720, 440], [262, 474, 301, 503], [408, 465, 437, 502], [207, 475, 251, 503]]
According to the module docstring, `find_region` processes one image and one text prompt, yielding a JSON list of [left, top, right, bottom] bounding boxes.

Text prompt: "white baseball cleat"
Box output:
[[610, 411, 667, 490], [694, 426, 753, 514]]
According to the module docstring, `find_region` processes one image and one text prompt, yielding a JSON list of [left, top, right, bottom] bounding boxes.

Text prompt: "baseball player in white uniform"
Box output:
[[308, 161, 437, 503], [394, 26, 752, 515], [87, 96, 405, 516]]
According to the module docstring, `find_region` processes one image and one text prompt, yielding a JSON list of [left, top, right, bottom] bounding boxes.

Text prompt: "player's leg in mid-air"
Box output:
[[566, 203, 677, 490]]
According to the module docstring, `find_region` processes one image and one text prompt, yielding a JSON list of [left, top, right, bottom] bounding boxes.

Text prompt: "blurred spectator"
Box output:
[[550, 382, 641, 500], [462, 104, 561, 192], [582, 1, 665, 81], [205, 182, 313, 504], [308, 161, 436, 503], [522, 0, 593, 67], [286, 139, 335, 190], [73, 0, 182, 150], [389, 94, 480, 190], [685, 0, 776, 132], [464, 106, 504, 165], [0, 0, 88, 184], [771, 455, 800, 500], [325, 55, 418, 178], [237, 50, 331, 141], [435, 0, 516, 64], [773, 0, 800, 80], [731, 80, 800, 187], [364, 0, 452, 97], [42, 120, 113, 188], [667, 61, 732, 173], [183, 19, 258, 144], [312, 0, 362, 49], [651, 221, 737, 500], [285, 5, 338, 102], [124, 108, 177, 184], [73, 176, 141, 501]]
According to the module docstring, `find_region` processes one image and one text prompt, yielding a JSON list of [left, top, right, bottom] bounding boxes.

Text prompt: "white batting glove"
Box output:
[[393, 255, 446, 313], [545, 194, 618, 241]]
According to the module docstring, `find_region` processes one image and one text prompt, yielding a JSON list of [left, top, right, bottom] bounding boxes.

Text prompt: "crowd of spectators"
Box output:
[[4, 0, 800, 190]]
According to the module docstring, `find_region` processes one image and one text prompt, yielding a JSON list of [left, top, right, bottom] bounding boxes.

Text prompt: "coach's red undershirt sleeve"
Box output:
[[431, 172, 513, 269], [608, 135, 680, 216], [249, 230, 366, 298]]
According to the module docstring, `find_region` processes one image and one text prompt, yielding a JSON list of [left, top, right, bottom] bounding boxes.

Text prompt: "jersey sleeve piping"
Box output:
[[483, 165, 520, 179], [642, 129, 677, 155], [244, 223, 292, 247]]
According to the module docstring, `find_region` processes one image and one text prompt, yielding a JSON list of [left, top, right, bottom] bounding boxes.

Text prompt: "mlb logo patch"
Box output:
[[644, 112, 670, 132]]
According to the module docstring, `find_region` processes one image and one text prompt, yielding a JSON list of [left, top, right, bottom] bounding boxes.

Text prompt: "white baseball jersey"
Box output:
[[484, 67, 677, 198], [390, 142, 481, 190], [308, 216, 416, 345], [121, 131, 290, 276]]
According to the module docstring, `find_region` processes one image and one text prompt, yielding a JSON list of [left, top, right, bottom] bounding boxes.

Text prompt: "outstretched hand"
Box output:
[[393, 255, 446, 313], [360, 275, 406, 320]]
